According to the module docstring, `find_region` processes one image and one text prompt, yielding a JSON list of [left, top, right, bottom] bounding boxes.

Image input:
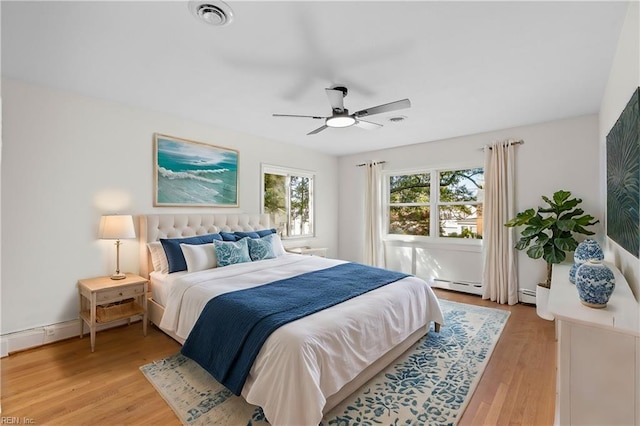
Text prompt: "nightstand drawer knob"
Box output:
[[119, 292, 123, 296]]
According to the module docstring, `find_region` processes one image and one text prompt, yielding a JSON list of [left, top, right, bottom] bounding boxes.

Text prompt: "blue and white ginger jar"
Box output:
[[574, 238, 604, 263], [570, 239, 604, 284], [575, 260, 615, 309]]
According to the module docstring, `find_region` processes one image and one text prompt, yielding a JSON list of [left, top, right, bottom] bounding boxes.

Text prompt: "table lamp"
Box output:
[[99, 214, 136, 280]]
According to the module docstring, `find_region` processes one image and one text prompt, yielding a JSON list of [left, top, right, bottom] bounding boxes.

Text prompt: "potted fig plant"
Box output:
[[504, 190, 599, 320]]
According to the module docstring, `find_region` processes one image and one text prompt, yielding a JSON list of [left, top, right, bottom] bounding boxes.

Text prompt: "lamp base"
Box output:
[[110, 273, 127, 280]]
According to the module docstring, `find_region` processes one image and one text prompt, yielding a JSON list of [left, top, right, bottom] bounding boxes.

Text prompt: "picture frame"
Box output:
[[153, 133, 239, 207], [606, 87, 639, 258]]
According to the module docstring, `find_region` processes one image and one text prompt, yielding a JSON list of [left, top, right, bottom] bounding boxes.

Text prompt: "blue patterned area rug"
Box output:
[[140, 300, 510, 425]]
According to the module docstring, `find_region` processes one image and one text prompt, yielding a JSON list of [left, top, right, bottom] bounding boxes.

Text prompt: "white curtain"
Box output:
[[364, 161, 385, 267], [482, 140, 518, 305]]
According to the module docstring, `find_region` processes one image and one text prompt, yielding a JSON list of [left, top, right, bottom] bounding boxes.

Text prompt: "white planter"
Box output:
[[536, 284, 554, 321]]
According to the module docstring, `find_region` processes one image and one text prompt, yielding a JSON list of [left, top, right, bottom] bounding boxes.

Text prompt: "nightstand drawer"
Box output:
[[96, 285, 145, 303]]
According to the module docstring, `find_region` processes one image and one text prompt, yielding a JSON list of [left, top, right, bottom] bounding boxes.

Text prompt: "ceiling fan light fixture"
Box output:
[[188, 1, 234, 27], [326, 111, 356, 128], [273, 86, 411, 135]]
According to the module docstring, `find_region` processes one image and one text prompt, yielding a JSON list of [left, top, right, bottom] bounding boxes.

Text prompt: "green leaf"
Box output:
[[526, 245, 545, 259], [574, 214, 599, 226], [537, 207, 556, 214], [543, 244, 566, 264], [521, 226, 543, 237], [553, 190, 572, 205], [556, 219, 576, 232], [554, 236, 577, 251], [529, 214, 546, 227], [515, 237, 533, 250], [536, 233, 550, 245], [559, 209, 584, 220], [557, 198, 580, 212], [540, 216, 555, 227], [543, 246, 567, 263], [572, 224, 596, 236], [541, 195, 555, 206], [504, 209, 536, 227]]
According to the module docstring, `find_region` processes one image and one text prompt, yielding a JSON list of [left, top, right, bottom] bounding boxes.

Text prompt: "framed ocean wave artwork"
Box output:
[[606, 87, 639, 258], [154, 134, 239, 207]]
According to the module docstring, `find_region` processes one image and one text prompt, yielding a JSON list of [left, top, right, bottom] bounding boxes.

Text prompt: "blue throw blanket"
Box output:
[[181, 262, 409, 395]]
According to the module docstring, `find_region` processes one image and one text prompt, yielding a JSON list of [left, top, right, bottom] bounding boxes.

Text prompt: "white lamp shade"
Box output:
[[99, 215, 136, 240]]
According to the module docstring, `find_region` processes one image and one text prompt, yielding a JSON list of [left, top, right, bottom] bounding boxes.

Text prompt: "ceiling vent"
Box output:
[[189, 1, 234, 27], [389, 115, 407, 123]]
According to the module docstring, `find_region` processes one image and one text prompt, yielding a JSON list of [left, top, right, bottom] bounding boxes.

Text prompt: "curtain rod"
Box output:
[[356, 161, 386, 167], [483, 139, 524, 150]]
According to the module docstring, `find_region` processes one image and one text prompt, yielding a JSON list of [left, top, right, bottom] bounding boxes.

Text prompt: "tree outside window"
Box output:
[[438, 168, 484, 239], [389, 173, 431, 236]]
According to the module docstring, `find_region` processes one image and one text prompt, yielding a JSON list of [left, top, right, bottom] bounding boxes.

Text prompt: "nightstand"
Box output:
[[78, 273, 148, 352], [286, 247, 328, 257]]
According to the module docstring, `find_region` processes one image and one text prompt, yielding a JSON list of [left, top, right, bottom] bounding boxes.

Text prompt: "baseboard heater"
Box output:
[[432, 278, 483, 296], [519, 288, 537, 304]]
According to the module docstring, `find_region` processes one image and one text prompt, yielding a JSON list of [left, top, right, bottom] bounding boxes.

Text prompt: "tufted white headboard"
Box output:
[[139, 213, 271, 278]]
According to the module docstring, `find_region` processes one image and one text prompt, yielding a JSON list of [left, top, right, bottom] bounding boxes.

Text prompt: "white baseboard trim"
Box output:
[[1, 316, 141, 357]]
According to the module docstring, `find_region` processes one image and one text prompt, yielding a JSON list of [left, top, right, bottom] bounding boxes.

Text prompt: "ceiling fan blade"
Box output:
[[325, 88, 345, 112], [307, 125, 328, 135], [354, 119, 383, 130], [354, 98, 411, 118], [273, 113, 325, 119]]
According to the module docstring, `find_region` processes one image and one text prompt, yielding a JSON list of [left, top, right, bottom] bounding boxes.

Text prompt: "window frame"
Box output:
[[384, 165, 484, 245], [261, 164, 315, 239]]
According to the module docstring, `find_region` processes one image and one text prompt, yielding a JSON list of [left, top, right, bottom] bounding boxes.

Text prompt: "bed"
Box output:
[[139, 213, 444, 425]]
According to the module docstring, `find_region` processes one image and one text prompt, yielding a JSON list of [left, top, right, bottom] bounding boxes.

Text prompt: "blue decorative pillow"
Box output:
[[219, 232, 238, 241], [160, 233, 223, 273], [247, 235, 276, 261], [234, 231, 261, 239], [256, 228, 277, 237], [213, 238, 251, 267]]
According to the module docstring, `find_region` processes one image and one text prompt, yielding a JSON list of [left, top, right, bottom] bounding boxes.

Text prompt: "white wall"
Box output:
[[338, 114, 602, 299], [1, 78, 338, 335], [599, 1, 640, 298]]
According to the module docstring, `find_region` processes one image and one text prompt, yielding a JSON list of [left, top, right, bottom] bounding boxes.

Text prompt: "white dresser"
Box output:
[[549, 262, 639, 425]]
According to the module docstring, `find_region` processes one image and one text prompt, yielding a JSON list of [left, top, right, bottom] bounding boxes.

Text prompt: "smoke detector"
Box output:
[[189, 1, 234, 27]]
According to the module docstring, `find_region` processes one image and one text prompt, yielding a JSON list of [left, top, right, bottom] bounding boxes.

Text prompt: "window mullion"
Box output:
[[285, 174, 291, 237], [431, 170, 438, 239]]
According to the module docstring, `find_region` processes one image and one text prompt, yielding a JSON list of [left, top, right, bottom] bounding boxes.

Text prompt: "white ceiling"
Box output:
[[1, 1, 629, 156]]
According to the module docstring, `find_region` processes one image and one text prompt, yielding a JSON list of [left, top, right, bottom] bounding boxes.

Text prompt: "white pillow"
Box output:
[[180, 243, 217, 273], [269, 234, 286, 257], [147, 241, 169, 274]]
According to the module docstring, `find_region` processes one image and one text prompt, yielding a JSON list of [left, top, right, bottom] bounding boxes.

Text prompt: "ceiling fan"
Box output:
[[273, 85, 411, 135]]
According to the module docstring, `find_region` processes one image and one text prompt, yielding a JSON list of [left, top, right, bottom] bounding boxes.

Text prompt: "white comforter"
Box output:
[[159, 254, 443, 426]]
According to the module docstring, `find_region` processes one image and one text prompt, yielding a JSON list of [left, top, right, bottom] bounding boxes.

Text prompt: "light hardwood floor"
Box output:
[[1, 290, 556, 425]]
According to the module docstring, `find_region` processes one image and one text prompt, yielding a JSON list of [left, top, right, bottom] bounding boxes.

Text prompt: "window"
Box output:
[[387, 167, 484, 240], [388, 173, 431, 236], [262, 165, 314, 238]]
